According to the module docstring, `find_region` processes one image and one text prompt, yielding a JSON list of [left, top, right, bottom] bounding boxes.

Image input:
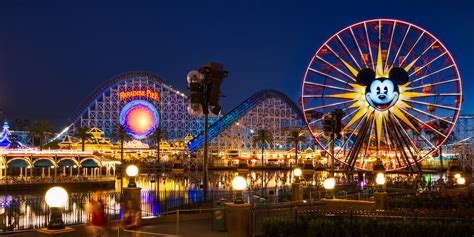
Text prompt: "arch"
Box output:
[[57, 157, 80, 167], [80, 157, 102, 167], [32, 157, 57, 167], [6, 157, 32, 167], [187, 89, 304, 152]]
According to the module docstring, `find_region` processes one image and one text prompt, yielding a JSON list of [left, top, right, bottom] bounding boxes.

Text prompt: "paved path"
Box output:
[[0, 219, 228, 237]]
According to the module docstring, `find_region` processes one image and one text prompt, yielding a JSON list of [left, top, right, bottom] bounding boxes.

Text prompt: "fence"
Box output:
[[0, 187, 292, 234], [249, 204, 474, 236]]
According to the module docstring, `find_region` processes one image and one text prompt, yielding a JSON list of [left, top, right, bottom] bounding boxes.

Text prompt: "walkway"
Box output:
[[3, 218, 227, 237]]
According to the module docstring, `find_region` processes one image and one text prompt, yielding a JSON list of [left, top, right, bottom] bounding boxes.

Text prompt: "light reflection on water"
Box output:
[[0, 170, 306, 232], [0, 170, 431, 232]]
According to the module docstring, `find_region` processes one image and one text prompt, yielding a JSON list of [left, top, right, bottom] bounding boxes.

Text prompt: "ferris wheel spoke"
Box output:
[[402, 92, 461, 98], [398, 107, 447, 138], [304, 99, 357, 112], [342, 108, 360, 121], [409, 51, 447, 77], [308, 116, 324, 125], [409, 65, 455, 84], [391, 113, 421, 154], [304, 81, 355, 92], [363, 22, 375, 71], [387, 113, 418, 167], [324, 45, 359, 78], [361, 114, 376, 168], [315, 56, 357, 82], [399, 32, 425, 67], [336, 117, 364, 158], [384, 118, 408, 167], [384, 21, 397, 72], [403, 40, 437, 72], [406, 78, 459, 91], [336, 35, 362, 70], [382, 117, 394, 154], [349, 27, 368, 68], [419, 132, 437, 150], [403, 99, 459, 111], [308, 67, 350, 85], [410, 107, 455, 125], [389, 25, 411, 69]]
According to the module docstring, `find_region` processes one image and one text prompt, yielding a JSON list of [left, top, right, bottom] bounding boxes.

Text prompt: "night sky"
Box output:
[[0, 0, 472, 129]]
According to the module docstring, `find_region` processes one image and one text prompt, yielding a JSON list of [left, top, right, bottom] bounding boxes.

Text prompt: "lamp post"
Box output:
[[226, 175, 250, 237], [457, 176, 466, 185], [375, 173, 386, 192], [373, 159, 387, 210], [323, 177, 336, 199], [293, 168, 302, 183], [126, 165, 139, 188], [232, 176, 247, 204], [292, 168, 304, 201], [45, 186, 68, 230], [373, 158, 386, 192]]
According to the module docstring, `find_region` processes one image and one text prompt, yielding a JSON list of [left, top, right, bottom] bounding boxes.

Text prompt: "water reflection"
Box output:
[[0, 170, 440, 232]]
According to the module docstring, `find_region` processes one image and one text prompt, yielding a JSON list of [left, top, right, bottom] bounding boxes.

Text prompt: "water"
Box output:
[[0, 170, 443, 232]]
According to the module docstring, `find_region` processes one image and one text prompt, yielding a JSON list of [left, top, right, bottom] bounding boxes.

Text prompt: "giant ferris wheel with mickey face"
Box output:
[[301, 19, 462, 172]]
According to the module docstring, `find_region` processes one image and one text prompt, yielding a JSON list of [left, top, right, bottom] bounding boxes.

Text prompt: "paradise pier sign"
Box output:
[[119, 89, 160, 101]]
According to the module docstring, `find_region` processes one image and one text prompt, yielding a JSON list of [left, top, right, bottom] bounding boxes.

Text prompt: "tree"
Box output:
[[74, 127, 93, 151], [148, 127, 167, 164], [252, 129, 273, 167], [111, 124, 132, 192], [287, 130, 308, 166], [28, 120, 53, 151]]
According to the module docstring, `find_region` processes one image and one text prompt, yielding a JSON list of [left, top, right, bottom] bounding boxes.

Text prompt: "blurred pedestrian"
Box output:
[[87, 192, 108, 237], [121, 200, 141, 236]]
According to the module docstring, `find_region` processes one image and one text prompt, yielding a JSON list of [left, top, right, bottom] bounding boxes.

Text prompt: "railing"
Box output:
[[0, 187, 292, 233], [0, 176, 114, 185]]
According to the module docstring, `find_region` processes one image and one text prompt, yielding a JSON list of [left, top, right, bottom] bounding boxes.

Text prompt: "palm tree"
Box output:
[[111, 124, 132, 192], [28, 120, 53, 151], [74, 127, 93, 151], [287, 130, 308, 166], [148, 127, 167, 164], [111, 124, 132, 165], [252, 129, 273, 167]]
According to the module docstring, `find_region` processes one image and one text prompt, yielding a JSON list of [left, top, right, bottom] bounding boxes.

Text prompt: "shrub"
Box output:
[[262, 216, 474, 237]]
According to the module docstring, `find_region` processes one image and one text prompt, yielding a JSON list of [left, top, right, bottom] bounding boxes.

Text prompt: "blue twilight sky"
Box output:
[[0, 0, 472, 128]]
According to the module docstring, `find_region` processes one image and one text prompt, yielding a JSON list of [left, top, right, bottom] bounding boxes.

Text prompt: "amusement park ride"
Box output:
[[0, 19, 465, 177], [301, 19, 462, 172]]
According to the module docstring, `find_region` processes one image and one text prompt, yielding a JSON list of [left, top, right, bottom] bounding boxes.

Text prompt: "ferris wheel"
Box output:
[[301, 19, 462, 172]]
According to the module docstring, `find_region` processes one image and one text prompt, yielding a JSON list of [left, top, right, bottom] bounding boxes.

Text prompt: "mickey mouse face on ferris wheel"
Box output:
[[356, 67, 409, 111]]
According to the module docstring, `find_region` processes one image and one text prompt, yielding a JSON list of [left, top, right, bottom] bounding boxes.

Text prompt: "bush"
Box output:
[[262, 217, 474, 237]]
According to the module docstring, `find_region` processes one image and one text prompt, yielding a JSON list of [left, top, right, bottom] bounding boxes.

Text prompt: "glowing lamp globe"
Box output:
[[323, 178, 335, 190], [375, 173, 386, 185], [457, 177, 466, 185], [126, 165, 139, 177], [232, 176, 247, 191], [293, 168, 302, 177], [454, 173, 461, 179], [45, 187, 68, 208]]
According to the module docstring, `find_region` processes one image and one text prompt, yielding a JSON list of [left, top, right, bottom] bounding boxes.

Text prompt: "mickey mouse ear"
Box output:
[[389, 67, 409, 85], [356, 68, 375, 85]]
